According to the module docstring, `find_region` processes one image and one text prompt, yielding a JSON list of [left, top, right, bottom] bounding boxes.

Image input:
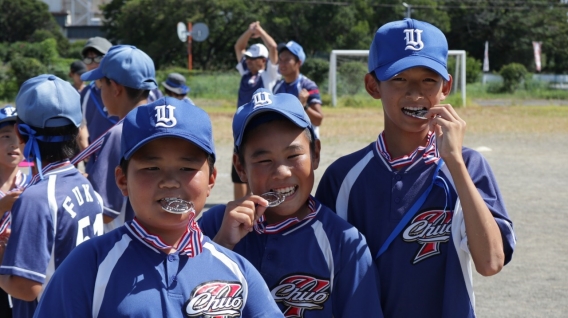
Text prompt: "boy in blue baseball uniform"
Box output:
[[315, 19, 516, 317], [0, 75, 104, 318], [79, 45, 158, 231], [34, 97, 283, 318], [273, 41, 323, 138], [200, 89, 382, 317], [0, 105, 29, 318]]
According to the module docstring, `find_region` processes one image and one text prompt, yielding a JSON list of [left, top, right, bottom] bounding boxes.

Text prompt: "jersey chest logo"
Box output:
[[185, 281, 243, 317], [402, 210, 453, 264], [271, 274, 330, 317]]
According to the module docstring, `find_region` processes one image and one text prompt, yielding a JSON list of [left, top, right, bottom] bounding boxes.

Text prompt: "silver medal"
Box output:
[[259, 191, 286, 207], [160, 198, 194, 214]]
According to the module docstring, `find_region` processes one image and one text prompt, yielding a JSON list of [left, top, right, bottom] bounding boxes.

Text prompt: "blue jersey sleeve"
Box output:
[[0, 191, 53, 283], [198, 204, 226, 239], [462, 148, 516, 264], [332, 225, 383, 317], [87, 126, 125, 219], [300, 76, 322, 105], [33, 239, 97, 317]]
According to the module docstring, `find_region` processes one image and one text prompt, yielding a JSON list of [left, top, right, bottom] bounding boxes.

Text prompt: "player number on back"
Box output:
[[77, 213, 104, 245]]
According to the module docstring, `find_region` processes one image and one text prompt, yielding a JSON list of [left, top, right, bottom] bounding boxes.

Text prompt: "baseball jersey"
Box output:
[[199, 196, 383, 317], [315, 133, 516, 318], [148, 87, 164, 103], [272, 75, 322, 137], [86, 122, 133, 229], [236, 58, 280, 107], [80, 82, 118, 144], [0, 162, 104, 318], [33, 222, 283, 318]]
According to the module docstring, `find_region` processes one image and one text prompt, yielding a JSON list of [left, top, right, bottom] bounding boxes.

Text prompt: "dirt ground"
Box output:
[[208, 130, 568, 317]]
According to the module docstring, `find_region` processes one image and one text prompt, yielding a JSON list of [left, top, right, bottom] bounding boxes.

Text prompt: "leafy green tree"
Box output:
[[0, 0, 69, 56]]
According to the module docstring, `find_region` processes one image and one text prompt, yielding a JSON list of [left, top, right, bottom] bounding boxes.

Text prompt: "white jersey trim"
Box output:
[[336, 150, 375, 220], [93, 234, 132, 318], [203, 242, 248, 306], [311, 220, 334, 291], [39, 175, 59, 301], [0, 266, 46, 280]]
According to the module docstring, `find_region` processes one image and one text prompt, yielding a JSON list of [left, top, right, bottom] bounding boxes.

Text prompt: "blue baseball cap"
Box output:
[[278, 41, 306, 65], [368, 19, 449, 81], [121, 97, 215, 162], [16, 74, 82, 128], [81, 45, 158, 90], [233, 88, 315, 151], [0, 105, 17, 128]]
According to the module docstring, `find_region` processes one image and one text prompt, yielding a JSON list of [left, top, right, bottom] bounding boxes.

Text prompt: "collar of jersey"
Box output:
[[375, 131, 439, 170], [127, 215, 203, 257], [27, 159, 73, 187], [253, 196, 319, 235]]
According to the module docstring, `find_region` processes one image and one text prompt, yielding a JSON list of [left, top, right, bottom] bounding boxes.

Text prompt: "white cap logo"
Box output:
[[252, 92, 272, 108], [404, 29, 424, 51], [155, 105, 177, 128]]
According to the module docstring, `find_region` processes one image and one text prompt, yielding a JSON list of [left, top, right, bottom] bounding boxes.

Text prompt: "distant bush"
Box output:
[[447, 55, 483, 84], [9, 38, 59, 65], [499, 63, 529, 92], [302, 58, 329, 85], [9, 57, 47, 87], [65, 40, 87, 59], [337, 61, 367, 95]]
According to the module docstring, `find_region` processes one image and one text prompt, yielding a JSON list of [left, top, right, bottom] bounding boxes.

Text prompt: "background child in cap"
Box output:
[[233, 21, 280, 200], [0, 105, 28, 318], [34, 97, 283, 318], [162, 72, 194, 104], [199, 89, 382, 317], [273, 41, 324, 138], [79, 45, 158, 232], [78, 36, 114, 152], [0, 75, 104, 318], [68, 60, 87, 92], [316, 19, 516, 317]]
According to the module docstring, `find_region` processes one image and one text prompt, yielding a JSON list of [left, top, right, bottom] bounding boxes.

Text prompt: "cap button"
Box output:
[[47, 75, 56, 80]]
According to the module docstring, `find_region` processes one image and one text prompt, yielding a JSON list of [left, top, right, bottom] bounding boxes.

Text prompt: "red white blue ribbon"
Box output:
[[254, 196, 319, 234], [376, 131, 439, 169], [127, 215, 203, 257], [71, 118, 124, 165]]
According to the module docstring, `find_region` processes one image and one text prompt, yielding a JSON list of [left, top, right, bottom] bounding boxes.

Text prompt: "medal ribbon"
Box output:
[[254, 196, 318, 234], [128, 215, 203, 257]]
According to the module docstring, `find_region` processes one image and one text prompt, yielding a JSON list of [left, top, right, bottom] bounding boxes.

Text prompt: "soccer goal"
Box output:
[[328, 50, 467, 107]]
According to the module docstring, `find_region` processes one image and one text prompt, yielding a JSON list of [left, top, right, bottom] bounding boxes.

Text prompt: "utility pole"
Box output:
[[402, 2, 412, 19]]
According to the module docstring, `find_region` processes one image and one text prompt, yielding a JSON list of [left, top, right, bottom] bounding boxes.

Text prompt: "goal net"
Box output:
[[328, 50, 467, 107]]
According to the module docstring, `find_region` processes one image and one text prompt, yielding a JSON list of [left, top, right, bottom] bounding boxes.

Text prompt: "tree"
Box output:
[[0, 0, 69, 55]]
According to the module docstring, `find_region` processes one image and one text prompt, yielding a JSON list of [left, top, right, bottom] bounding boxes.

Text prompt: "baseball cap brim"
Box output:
[[123, 132, 214, 161], [81, 67, 104, 82], [235, 107, 312, 149], [162, 82, 189, 95], [374, 55, 450, 81]]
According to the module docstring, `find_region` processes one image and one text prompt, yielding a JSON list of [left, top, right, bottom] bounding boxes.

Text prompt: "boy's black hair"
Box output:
[[16, 118, 79, 162], [119, 155, 215, 177], [236, 114, 316, 165], [103, 77, 150, 103]]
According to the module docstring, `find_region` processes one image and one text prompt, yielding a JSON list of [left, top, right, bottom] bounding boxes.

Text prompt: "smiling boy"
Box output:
[[34, 97, 283, 317], [199, 89, 382, 317], [316, 19, 516, 317]]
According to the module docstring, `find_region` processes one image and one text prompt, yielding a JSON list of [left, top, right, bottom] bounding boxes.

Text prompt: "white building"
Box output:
[[41, 0, 108, 26]]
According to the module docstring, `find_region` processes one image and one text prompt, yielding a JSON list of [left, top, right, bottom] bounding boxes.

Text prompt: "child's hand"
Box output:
[[0, 190, 23, 213], [428, 103, 467, 167], [213, 195, 269, 250], [0, 229, 10, 264]]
